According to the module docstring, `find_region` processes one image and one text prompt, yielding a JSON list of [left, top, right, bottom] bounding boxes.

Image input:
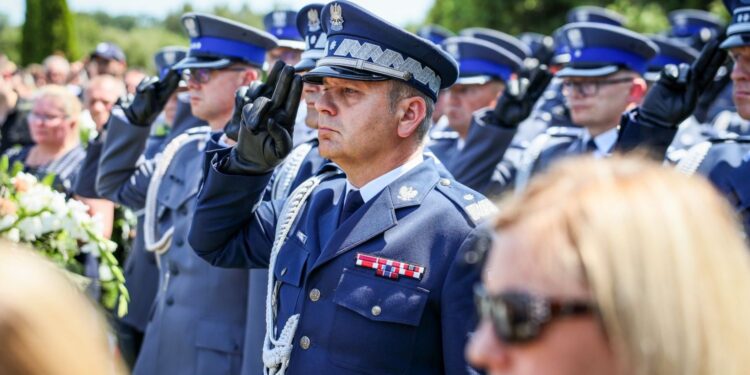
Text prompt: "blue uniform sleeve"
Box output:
[[448, 110, 516, 191], [188, 147, 281, 269], [441, 226, 488, 375], [616, 109, 679, 159], [95, 109, 154, 210]]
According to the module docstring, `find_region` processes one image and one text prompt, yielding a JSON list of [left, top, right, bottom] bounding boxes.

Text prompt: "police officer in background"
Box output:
[[264, 10, 306, 68], [485, 22, 657, 193], [79, 47, 187, 369], [427, 36, 523, 172], [188, 1, 492, 373], [96, 13, 277, 374]]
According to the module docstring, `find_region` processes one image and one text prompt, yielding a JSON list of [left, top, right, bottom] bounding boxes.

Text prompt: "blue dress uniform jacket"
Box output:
[[97, 110, 249, 375], [426, 110, 516, 190], [242, 138, 326, 375], [96, 99, 202, 333], [131, 128, 249, 375], [709, 155, 750, 235], [189, 148, 490, 375]]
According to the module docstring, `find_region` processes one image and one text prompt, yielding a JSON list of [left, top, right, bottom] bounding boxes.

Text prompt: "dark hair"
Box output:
[[388, 80, 434, 142]]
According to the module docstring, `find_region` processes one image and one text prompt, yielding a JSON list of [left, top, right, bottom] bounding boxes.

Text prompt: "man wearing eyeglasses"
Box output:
[[95, 13, 277, 375], [508, 23, 657, 186]]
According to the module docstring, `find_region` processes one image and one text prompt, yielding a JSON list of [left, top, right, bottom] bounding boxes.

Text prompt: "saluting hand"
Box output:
[[223, 62, 303, 175], [483, 66, 552, 129], [224, 61, 286, 141], [120, 69, 181, 127], [637, 33, 728, 128]]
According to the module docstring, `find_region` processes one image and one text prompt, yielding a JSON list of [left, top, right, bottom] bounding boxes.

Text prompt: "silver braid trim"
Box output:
[[271, 142, 314, 201], [675, 141, 712, 176], [143, 126, 210, 255]]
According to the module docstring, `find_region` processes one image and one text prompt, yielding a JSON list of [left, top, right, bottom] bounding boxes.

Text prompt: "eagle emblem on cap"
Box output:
[[308, 8, 321, 32], [164, 51, 176, 65], [330, 3, 344, 31], [273, 11, 287, 28], [445, 42, 460, 60], [183, 17, 199, 38], [567, 28, 584, 49]]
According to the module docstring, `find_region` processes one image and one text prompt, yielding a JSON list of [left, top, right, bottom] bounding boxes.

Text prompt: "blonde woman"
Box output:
[[467, 156, 750, 375], [3, 85, 85, 196], [0, 241, 126, 374]]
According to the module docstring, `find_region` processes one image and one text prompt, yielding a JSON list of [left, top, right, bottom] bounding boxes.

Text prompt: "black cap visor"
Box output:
[[303, 65, 390, 84]]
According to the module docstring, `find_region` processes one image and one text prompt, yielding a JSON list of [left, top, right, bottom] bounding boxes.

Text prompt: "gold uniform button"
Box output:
[[300, 336, 311, 350], [371, 305, 382, 316], [309, 288, 321, 302]]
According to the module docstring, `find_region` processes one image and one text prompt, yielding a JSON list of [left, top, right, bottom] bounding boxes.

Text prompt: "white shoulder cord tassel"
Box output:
[[271, 142, 314, 200], [144, 127, 210, 255], [263, 171, 339, 375]]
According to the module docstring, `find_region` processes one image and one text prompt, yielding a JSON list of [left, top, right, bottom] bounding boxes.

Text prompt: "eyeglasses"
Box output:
[[181, 67, 247, 85], [474, 284, 596, 343], [28, 112, 68, 124], [561, 77, 635, 97]]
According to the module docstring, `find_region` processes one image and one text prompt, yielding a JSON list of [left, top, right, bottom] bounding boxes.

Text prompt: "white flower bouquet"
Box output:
[[0, 156, 129, 317]]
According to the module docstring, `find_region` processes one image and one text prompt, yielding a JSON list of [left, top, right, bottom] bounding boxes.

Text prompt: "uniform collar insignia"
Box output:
[[397, 185, 418, 201]]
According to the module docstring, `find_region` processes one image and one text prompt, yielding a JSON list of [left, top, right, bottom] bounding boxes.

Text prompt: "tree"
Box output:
[[20, 0, 42, 65], [426, 0, 727, 36], [21, 0, 78, 64]]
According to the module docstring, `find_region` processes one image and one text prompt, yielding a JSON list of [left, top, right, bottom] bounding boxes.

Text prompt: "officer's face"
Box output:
[[445, 82, 503, 137], [729, 46, 750, 120], [187, 67, 249, 126], [563, 72, 641, 135], [266, 47, 302, 68], [302, 81, 322, 129], [315, 78, 402, 168], [467, 228, 620, 375]]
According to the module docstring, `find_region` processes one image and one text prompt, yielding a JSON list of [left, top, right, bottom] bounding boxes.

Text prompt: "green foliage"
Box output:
[[0, 13, 21, 63], [20, 0, 42, 65], [21, 0, 78, 64], [427, 0, 727, 35]]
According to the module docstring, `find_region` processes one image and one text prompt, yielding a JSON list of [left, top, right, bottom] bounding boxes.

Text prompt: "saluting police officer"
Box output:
[[188, 1, 493, 374], [485, 22, 658, 193], [235, 5, 330, 373], [96, 13, 277, 375]]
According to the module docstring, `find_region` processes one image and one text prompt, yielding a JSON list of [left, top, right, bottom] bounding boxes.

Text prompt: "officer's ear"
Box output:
[[629, 76, 648, 104], [396, 95, 427, 139], [239, 67, 260, 86]]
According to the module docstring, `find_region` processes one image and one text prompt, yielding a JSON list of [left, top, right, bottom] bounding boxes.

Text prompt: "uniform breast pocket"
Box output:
[[194, 321, 243, 375], [329, 269, 429, 374], [273, 240, 309, 318]]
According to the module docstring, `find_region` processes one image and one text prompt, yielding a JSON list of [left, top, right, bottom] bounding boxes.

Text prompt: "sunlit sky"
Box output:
[[4, 0, 435, 27]]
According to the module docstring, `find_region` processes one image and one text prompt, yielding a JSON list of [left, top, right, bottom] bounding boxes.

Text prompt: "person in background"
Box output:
[[0, 57, 34, 154], [43, 55, 71, 86], [0, 241, 127, 375], [264, 10, 305, 68], [468, 156, 750, 375], [87, 42, 127, 79], [124, 68, 147, 96], [3, 85, 85, 196], [74, 75, 127, 239]]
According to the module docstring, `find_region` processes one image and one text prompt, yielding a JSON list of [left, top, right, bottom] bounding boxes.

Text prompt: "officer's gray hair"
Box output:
[[388, 80, 433, 142]]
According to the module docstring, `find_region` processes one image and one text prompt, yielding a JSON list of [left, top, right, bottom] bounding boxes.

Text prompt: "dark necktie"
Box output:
[[584, 139, 598, 153], [339, 190, 364, 226]]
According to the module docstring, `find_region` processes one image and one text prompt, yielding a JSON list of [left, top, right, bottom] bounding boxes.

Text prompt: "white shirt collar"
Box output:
[[582, 127, 618, 158], [345, 155, 425, 203]]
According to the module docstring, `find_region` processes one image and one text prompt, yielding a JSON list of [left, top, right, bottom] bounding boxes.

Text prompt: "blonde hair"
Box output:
[[33, 84, 82, 121], [494, 156, 750, 375], [0, 242, 125, 375]]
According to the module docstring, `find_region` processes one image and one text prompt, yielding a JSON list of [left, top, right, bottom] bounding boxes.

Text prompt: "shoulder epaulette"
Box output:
[[435, 178, 496, 224]]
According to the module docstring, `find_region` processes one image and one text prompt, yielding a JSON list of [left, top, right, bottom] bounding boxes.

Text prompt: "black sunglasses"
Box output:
[[474, 284, 596, 343]]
